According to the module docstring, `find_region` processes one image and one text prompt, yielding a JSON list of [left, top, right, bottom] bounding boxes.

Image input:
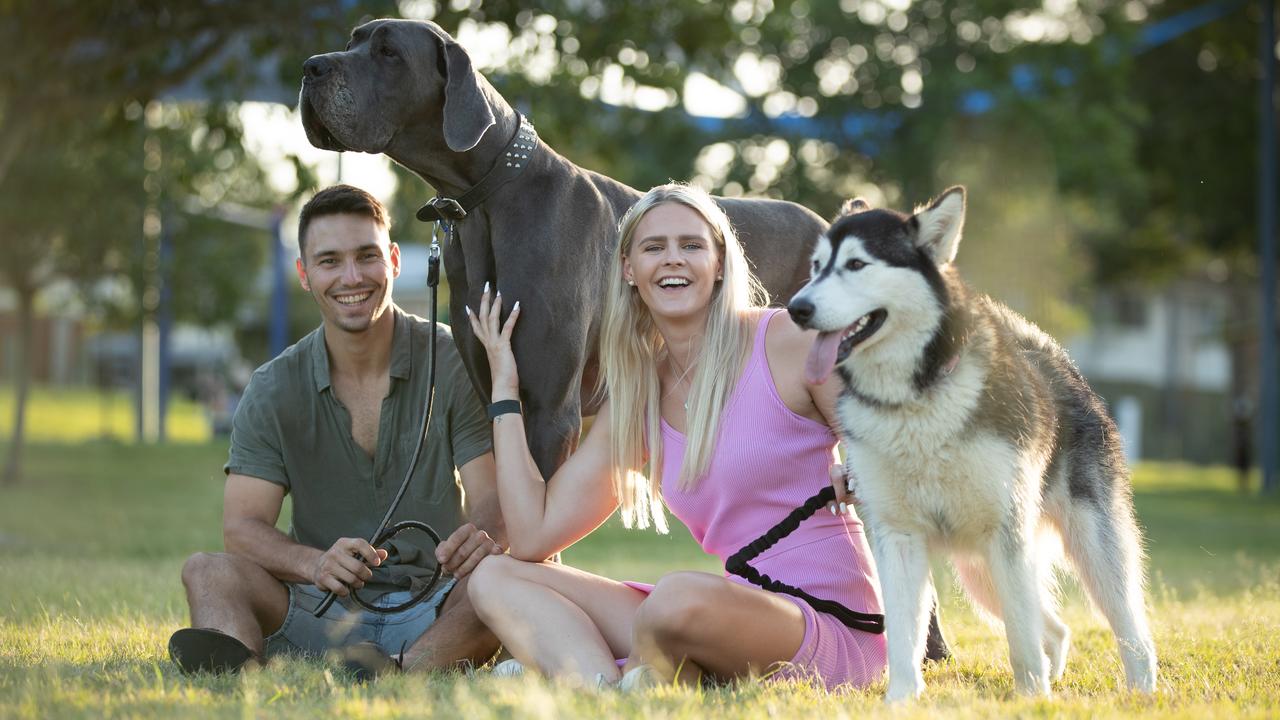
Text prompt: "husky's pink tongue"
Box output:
[[805, 331, 843, 385]]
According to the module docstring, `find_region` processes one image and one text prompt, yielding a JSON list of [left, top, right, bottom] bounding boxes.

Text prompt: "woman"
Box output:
[[464, 183, 885, 689]]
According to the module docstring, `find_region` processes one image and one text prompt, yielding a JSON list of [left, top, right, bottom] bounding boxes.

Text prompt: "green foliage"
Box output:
[[366, 0, 1166, 338], [1124, 0, 1261, 284], [0, 0, 395, 296], [112, 102, 276, 329], [417, 1, 1145, 209], [0, 114, 132, 294]]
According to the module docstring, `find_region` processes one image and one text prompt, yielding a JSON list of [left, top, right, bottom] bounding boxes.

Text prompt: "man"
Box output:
[[169, 184, 504, 677]]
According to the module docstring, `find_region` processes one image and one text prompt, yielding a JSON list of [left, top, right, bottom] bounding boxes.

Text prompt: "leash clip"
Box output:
[[415, 196, 466, 223], [428, 222, 446, 287], [431, 220, 448, 257]]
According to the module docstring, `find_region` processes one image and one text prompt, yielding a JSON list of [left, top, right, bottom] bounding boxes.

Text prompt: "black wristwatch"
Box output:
[[487, 399, 522, 421]]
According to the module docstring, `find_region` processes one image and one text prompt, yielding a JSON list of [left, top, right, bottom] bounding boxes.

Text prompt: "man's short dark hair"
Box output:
[[297, 184, 391, 257]]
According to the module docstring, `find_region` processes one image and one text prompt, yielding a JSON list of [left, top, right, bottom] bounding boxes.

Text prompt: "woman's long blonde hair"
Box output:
[[598, 183, 769, 531]]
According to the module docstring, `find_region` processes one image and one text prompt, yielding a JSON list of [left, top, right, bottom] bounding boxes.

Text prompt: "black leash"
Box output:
[[315, 116, 538, 617], [313, 224, 447, 618], [725, 486, 885, 634]]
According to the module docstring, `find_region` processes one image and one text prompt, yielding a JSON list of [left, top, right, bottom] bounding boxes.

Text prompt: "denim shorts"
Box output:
[[264, 578, 457, 658]]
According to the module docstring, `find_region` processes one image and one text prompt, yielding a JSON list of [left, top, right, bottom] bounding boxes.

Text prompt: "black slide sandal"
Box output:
[[168, 628, 256, 674]]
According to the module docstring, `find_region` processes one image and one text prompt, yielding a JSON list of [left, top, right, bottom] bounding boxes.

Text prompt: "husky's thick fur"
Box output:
[[787, 187, 1157, 701]]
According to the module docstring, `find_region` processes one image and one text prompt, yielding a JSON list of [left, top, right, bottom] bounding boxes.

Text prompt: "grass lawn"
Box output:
[[0, 440, 1277, 718], [0, 385, 213, 443]]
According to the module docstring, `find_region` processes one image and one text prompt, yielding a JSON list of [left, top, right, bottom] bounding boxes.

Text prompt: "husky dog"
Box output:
[[787, 187, 1157, 701]]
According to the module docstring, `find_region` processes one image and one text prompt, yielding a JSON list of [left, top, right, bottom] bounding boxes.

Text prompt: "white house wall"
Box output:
[[1065, 283, 1230, 393]]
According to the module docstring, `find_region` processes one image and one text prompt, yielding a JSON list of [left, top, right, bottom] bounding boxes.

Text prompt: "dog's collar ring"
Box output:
[[424, 197, 466, 221]]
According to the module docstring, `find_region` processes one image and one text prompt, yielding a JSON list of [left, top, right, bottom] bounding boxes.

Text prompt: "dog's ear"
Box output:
[[440, 39, 496, 152], [837, 197, 871, 218], [911, 186, 965, 265]]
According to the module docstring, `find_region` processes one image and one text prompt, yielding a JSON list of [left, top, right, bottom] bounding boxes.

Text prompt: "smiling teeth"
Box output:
[[843, 313, 871, 340], [659, 278, 690, 287], [336, 292, 372, 305]]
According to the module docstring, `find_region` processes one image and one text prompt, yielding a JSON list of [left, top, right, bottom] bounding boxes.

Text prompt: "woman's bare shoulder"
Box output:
[[762, 306, 817, 354], [760, 305, 832, 422]]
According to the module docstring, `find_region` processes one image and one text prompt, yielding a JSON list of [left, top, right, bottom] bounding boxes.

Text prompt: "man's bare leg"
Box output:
[[180, 551, 290, 656], [400, 576, 500, 671]]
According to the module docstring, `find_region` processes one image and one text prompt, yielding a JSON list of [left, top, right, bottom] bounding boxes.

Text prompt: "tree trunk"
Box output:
[[2, 286, 34, 486]]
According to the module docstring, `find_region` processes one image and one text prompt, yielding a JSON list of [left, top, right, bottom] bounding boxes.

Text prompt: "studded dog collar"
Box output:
[[417, 114, 538, 223]]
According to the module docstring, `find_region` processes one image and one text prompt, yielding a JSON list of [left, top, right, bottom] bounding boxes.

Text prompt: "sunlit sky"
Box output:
[[238, 103, 397, 207]]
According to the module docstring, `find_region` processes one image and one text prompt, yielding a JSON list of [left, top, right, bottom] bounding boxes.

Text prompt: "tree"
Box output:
[[1123, 0, 1269, 470], [379, 1, 1146, 336], [0, 101, 284, 483], [0, 115, 136, 484], [0, 1, 390, 482], [0, 1, 391, 185]]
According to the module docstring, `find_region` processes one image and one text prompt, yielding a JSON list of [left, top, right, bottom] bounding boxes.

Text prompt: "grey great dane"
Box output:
[[299, 18, 827, 477], [299, 17, 951, 663]]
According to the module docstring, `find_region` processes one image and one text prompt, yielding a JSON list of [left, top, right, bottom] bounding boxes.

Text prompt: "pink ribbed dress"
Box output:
[[638, 309, 887, 689]]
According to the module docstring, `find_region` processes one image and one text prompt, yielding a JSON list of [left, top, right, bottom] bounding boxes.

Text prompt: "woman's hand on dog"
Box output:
[[466, 282, 522, 401], [827, 463, 856, 518]]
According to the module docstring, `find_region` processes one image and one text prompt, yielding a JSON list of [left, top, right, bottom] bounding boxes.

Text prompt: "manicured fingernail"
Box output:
[[839, 502, 848, 514], [465, 306, 471, 315], [830, 505, 837, 516], [513, 301, 520, 311], [483, 281, 490, 293], [847, 480, 855, 493]]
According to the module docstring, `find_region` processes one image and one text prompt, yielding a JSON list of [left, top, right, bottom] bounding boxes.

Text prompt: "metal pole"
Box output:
[[1261, 0, 1278, 494], [269, 210, 289, 358], [135, 218, 146, 443], [157, 205, 173, 443]]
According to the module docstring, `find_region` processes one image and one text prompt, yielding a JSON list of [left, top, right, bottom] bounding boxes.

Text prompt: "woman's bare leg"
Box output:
[[468, 554, 647, 682], [624, 571, 806, 685]]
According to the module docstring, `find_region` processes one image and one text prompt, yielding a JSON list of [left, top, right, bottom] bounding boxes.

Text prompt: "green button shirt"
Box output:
[[225, 306, 492, 599]]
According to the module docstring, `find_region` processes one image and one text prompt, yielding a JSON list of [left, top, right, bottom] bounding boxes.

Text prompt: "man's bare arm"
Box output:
[[223, 473, 385, 596], [459, 452, 505, 546], [434, 452, 506, 578]]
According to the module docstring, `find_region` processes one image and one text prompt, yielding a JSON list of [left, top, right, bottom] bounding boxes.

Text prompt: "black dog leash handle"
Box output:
[[725, 486, 885, 634]]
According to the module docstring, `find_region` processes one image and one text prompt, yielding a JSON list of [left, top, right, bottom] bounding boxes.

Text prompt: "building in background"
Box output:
[[1067, 279, 1236, 465], [0, 282, 87, 387]]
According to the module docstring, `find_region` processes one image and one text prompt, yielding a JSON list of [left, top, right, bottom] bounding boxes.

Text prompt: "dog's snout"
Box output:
[[303, 55, 334, 81], [788, 298, 815, 327]]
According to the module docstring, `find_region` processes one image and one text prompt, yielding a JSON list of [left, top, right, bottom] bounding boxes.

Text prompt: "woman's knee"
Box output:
[[634, 572, 722, 646], [467, 553, 523, 613]]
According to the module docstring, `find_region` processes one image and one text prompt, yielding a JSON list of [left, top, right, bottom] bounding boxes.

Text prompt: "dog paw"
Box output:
[[885, 674, 925, 703], [1045, 629, 1070, 682], [1126, 665, 1157, 694], [1012, 671, 1052, 698]]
